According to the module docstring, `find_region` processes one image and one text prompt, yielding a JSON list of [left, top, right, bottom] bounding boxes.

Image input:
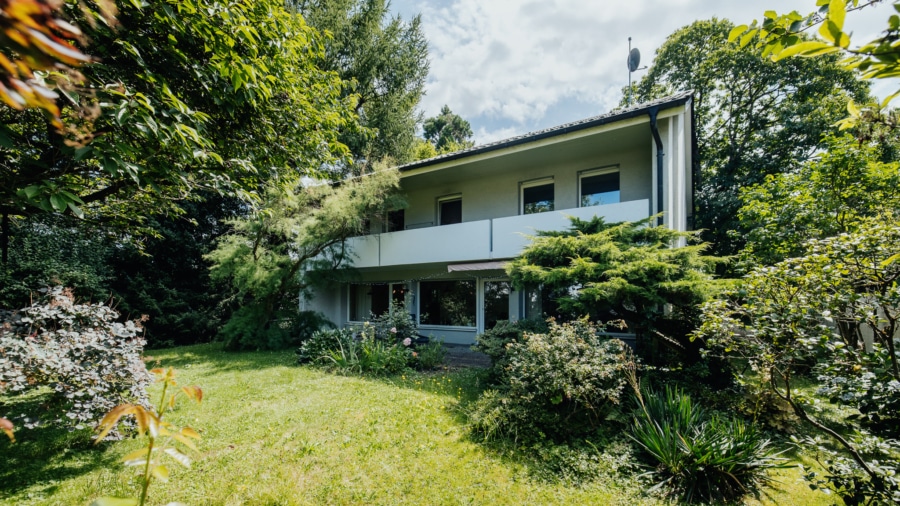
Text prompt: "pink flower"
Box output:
[[403, 338, 412, 347], [390, 327, 397, 334]]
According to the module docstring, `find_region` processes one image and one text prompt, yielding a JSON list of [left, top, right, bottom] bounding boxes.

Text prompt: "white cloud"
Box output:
[[395, 0, 900, 144]]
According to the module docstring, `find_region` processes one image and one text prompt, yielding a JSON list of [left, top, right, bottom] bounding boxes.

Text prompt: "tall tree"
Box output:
[[423, 105, 475, 152], [0, 0, 355, 257], [630, 19, 871, 257], [206, 168, 404, 350], [290, 0, 429, 167]]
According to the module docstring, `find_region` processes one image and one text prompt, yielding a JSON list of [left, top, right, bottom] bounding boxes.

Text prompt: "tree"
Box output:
[[0, 0, 356, 260], [206, 168, 404, 350], [730, 0, 900, 116], [695, 218, 900, 503], [505, 216, 720, 358], [630, 19, 871, 257], [290, 0, 429, 167], [738, 133, 900, 267], [423, 105, 475, 153]]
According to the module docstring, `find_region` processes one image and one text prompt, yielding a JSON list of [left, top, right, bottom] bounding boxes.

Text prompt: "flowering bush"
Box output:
[[371, 302, 418, 343], [0, 287, 152, 433]]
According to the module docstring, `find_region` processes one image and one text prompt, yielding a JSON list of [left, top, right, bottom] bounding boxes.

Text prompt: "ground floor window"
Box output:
[[419, 280, 476, 327], [349, 283, 408, 321]]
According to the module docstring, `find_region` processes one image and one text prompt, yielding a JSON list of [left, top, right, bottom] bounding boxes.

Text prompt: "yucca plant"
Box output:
[[629, 385, 787, 503]]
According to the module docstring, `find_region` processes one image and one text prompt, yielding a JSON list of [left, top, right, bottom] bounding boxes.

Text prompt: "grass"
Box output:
[[0, 343, 839, 505]]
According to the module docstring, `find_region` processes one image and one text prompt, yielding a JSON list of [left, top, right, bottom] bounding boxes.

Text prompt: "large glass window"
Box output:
[[580, 170, 620, 207], [439, 197, 462, 225], [521, 180, 554, 214], [349, 283, 408, 321], [419, 280, 475, 326]]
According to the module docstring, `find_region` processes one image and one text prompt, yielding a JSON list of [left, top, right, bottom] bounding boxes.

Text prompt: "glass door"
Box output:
[[481, 280, 511, 333]]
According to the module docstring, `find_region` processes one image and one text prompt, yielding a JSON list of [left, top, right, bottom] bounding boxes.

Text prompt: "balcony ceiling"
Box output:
[[402, 120, 650, 189]]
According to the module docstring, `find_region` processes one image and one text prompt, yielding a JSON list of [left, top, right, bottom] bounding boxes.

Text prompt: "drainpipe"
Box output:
[[648, 107, 664, 227]]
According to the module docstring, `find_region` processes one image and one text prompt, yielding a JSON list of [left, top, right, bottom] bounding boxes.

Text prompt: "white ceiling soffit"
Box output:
[[447, 261, 507, 272]]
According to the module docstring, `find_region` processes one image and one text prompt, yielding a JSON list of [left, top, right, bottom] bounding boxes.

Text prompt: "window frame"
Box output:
[[519, 177, 555, 215], [417, 278, 477, 329], [578, 166, 620, 208], [347, 282, 409, 323], [436, 194, 463, 225]]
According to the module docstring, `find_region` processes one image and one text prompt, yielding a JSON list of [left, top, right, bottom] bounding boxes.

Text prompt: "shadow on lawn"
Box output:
[[0, 399, 119, 498], [143, 343, 299, 374]]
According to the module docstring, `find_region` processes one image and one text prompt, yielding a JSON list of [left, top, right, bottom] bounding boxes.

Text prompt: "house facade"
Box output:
[[306, 92, 696, 344]]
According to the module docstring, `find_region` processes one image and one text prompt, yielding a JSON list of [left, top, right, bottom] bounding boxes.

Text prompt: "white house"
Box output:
[[306, 92, 696, 344]]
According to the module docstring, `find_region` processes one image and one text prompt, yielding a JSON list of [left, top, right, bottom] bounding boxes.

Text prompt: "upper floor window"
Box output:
[[387, 209, 404, 232], [438, 195, 462, 225], [521, 178, 554, 214], [580, 168, 620, 207]]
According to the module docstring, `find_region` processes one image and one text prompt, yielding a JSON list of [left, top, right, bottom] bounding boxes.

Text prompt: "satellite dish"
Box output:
[[627, 48, 641, 73]]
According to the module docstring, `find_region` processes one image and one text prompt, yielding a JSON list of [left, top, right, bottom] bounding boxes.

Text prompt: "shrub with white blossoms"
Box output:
[[0, 287, 152, 433]]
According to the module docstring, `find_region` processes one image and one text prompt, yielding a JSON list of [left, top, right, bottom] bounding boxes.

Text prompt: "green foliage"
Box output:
[[0, 287, 151, 432], [207, 169, 403, 350], [105, 195, 247, 348], [731, 0, 900, 118], [629, 385, 786, 503], [1, 0, 355, 242], [298, 326, 412, 375], [92, 367, 203, 506], [297, 304, 443, 374], [738, 133, 900, 267], [291, 0, 429, 167], [473, 318, 549, 379], [506, 216, 720, 356], [0, 215, 113, 308], [630, 18, 870, 256], [695, 217, 900, 504], [370, 302, 418, 343], [422, 105, 475, 152], [468, 319, 634, 442], [411, 339, 446, 370]]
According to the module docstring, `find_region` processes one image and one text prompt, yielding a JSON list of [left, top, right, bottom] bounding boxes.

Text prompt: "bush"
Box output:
[[411, 338, 446, 370], [469, 319, 633, 441], [296, 328, 356, 366], [370, 302, 418, 343], [473, 318, 548, 378], [629, 385, 786, 503], [0, 287, 152, 432]]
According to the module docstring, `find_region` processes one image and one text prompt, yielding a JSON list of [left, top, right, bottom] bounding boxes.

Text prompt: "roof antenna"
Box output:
[[627, 37, 647, 107]]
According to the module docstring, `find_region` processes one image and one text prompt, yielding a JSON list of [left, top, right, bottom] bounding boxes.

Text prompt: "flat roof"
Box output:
[[398, 91, 693, 173]]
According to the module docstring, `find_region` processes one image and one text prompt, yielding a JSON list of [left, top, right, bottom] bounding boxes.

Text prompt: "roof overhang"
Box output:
[[397, 91, 693, 178]]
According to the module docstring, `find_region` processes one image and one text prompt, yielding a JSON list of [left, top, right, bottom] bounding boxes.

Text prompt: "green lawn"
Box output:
[[1, 344, 836, 505]]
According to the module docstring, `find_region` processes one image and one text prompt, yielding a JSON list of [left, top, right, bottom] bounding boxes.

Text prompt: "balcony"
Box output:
[[347, 199, 650, 269]]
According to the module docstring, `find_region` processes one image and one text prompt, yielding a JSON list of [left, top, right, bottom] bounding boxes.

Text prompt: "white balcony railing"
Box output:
[[346, 199, 650, 269]]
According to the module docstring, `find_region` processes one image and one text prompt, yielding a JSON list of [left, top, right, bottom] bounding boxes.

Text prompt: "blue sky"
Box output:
[[389, 0, 899, 144]]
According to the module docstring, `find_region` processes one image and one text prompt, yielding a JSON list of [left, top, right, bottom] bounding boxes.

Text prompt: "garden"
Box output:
[[2, 0, 900, 505]]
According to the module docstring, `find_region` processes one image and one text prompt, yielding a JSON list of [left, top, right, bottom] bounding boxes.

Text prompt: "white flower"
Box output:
[[403, 338, 412, 347]]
